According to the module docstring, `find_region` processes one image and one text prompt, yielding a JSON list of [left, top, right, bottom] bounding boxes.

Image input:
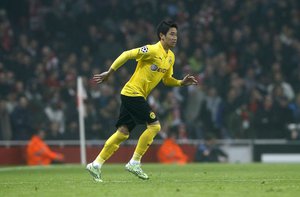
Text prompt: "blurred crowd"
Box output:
[[1, 0, 300, 141]]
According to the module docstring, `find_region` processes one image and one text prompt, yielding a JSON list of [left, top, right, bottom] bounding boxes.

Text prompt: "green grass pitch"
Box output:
[[1, 163, 300, 197]]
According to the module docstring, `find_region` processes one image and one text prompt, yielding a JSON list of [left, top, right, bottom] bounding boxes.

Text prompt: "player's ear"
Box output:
[[160, 33, 165, 41]]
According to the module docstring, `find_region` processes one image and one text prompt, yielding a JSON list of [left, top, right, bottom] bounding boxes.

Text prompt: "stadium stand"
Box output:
[[0, 0, 300, 142]]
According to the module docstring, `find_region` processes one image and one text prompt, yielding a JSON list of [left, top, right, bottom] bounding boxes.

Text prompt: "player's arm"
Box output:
[[162, 65, 198, 87], [163, 73, 198, 86], [93, 46, 151, 84], [162, 75, 182, 86], [162, 60, 182, 86]]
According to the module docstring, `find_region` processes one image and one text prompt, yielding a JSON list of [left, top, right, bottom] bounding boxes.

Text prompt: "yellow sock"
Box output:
[[132, 152, 142, 161], [95, 130, 129, 164], [132, 124, 161, 162]]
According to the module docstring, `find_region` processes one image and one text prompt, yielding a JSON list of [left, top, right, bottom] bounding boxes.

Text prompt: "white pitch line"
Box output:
[[0, 165, 81, 172]]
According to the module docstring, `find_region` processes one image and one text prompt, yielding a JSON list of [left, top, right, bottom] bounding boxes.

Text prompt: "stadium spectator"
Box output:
[[83, 100, 103, 140], [0, 98, 12, 140], [194, 133, 228, 163], [287, 123, 300, 141], [183, 84, 206, 139], [26, 129, 64, 165], [199, 86, 222, 138], [10, 96, 33, 140], [98, 97, 119, 138], [268, 72, 295, 102], [289, 93, 300, 124], [63, 121, 79, 140], [157, 126, 188, 164], [0, 9, 13, 53], [44, 99, 65, 134], [47, 122, 64, 140], [253, 95, 293, 139]]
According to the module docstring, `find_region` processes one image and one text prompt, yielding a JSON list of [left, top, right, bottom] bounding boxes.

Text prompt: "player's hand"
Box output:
[[93, 72, 110, 84], [181, 74, 198, 86], [93, 68, 114, 84]]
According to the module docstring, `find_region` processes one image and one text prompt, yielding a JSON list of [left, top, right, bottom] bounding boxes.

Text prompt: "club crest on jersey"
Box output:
[[149, 112, 156, 119], [140, 46, 148, 53], [169, 58, 172, 65], [150, 64, 167, 73]]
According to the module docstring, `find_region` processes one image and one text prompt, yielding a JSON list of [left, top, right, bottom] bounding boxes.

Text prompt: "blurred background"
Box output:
[[0, 0, 300, 165]]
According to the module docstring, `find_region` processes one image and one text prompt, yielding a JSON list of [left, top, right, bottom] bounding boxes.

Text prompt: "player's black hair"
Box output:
[[156, 20, 178, 40]]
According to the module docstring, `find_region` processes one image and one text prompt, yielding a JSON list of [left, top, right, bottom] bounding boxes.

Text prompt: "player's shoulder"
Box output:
[[138, 43, 156, 56], [139, 45, 150, 53], [146, 43, 159, 52]]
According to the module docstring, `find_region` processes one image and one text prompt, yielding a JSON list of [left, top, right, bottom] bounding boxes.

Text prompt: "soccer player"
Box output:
[[86, 20, 198, 182]]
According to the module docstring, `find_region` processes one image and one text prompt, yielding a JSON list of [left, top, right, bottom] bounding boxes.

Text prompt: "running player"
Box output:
[[86, 20, 198, 182]]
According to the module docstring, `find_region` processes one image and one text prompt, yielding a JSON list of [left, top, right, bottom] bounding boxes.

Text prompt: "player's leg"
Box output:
[[87, 100, 134, 182], [122, 95, 161, 179], [126, 121, 161, 180], [129, 121, 161, 164], [86, 126, 129, 182], [95, 126, 129, 166]]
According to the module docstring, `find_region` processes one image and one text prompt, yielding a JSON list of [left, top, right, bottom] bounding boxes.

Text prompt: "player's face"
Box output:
[[165, 27, 177, 48]]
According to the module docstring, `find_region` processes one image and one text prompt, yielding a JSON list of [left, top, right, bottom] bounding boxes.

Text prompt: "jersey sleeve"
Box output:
[[110, 45, 152, 70], [162, 56, 182, 86]]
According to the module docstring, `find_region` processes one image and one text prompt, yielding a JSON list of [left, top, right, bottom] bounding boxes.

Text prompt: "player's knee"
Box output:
[[117, 131, 129, 141], [147, 123, 161, 134], [118, 125, 130, 136]]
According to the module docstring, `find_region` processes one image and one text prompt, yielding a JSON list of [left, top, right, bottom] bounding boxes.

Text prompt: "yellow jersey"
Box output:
[[111, 41, 182, 99]]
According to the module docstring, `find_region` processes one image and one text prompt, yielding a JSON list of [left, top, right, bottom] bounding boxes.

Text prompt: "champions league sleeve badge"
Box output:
[[140, 46, 148, 53]]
